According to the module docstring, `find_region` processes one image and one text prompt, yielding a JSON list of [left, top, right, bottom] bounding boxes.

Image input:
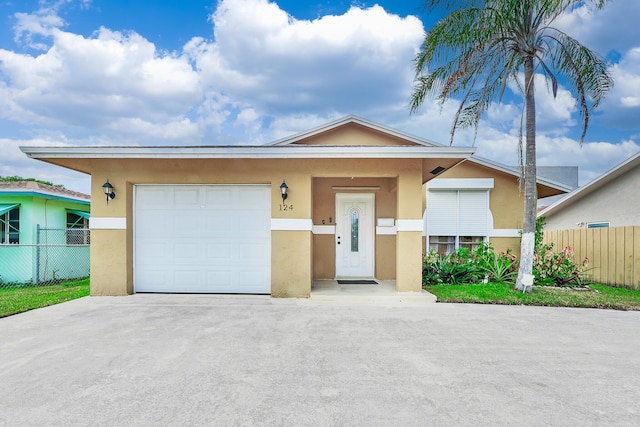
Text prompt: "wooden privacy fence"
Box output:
[[543, 226, 640, 289]]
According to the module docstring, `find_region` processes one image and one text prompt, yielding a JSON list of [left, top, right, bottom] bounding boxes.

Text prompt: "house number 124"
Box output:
[[279, 204, 294, 211]]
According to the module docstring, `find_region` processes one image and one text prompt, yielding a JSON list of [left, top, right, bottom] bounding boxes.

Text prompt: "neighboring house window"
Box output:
[[587, 222, 609, 229], [66, 212, 90, 245], [425, 179, 493, 256], [0, 207, 20, 244]]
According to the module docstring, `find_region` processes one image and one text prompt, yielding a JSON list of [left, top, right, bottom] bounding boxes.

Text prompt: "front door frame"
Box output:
[[335, 193, 375, 278]]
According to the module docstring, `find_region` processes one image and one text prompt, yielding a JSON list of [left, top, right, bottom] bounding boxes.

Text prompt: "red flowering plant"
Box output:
[[533, 244, 591, 287]]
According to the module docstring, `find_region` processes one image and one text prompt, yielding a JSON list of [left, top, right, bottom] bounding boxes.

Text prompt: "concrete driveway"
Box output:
[[1, 295, 639, 426]]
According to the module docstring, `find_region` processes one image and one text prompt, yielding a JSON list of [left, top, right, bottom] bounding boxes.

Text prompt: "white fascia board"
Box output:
[[20, 145, 475, 159], [427, 178, 495, 190]]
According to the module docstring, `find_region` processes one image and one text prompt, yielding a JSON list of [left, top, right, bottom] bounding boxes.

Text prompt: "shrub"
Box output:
[[533, 245, 591, 286], [422, 242, 517, 285], [532, 217, 592, 287], [423, 249, 479, 285], [473, 242, 518, 283]]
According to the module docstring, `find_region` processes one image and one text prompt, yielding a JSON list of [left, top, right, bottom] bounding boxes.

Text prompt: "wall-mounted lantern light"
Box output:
[[102, 180, 116, 204], [280, 180, 289, 203]]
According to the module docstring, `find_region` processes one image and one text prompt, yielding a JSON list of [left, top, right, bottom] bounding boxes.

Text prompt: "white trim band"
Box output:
[[396, 219, 424, 232], [490, 229, 521, 238], [428, 178, 495, 190], [90, 217, 127, 230], [312, 225, 336, 235], [271, 218, 313, 231]]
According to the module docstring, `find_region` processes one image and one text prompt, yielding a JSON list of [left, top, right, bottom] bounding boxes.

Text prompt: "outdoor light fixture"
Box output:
[[280, 180, 289, 202], [102, 180, 116, 204]]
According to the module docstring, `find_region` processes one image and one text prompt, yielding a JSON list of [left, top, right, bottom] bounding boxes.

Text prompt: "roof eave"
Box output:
[[0, 190, 90, 204], [20, 145, 476, 159], [467, 155, 573, 193]]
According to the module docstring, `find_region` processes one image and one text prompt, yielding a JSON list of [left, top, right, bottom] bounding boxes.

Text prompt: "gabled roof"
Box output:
[[267, 115, 442, 147], [18, 115, 571, 193], [538, 151, 640, 218], [464, 154, 574, 193], [0, 181, 90, 204], [20, 115, 475, 162], [267, 115, 572, 192]]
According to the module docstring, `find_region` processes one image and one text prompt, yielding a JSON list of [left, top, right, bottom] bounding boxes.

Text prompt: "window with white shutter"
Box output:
[[425, 179, 493, 255]]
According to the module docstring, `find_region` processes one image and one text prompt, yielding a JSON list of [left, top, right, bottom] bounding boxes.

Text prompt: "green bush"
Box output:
[[423, 249, 479, 285], [533, 244, 591, 286], [532, 217, 592, 287], [422, 227, 589, 287], [473, 242, 518, 283], [423, 242, 517, 285]]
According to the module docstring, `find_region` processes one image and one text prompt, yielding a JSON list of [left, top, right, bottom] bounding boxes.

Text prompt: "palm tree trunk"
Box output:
[[516, 55, 537, 291]]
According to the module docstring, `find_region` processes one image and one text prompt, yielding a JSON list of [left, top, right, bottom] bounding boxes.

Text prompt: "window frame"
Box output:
[[0, 207, 20, 244], [587, 222, 610, 229], [425, 179, 494, 255], [66, 212, 90, 245]]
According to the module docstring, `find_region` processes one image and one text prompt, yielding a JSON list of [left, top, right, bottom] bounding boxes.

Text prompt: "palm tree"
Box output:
[[411, 0, 613, 291]]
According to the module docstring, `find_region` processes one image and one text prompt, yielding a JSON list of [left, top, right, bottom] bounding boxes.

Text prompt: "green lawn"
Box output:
[[0, 279, 90, 318], [2, 279, 639, 317], [424, 282, 640, 310]]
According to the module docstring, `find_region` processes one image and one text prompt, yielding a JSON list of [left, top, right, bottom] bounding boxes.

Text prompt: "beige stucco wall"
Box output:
[[84, 157, 427, 296], [272, 230, 312, 298], [543, 165, 640, 231], [292, 124, 420, 146]]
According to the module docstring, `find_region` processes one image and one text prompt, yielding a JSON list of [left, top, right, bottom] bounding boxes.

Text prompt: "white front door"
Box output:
[[335, 193, 374, 278]]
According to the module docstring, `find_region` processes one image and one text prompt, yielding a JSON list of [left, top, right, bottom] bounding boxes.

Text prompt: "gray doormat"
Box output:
[[337, 279, 378, 284]]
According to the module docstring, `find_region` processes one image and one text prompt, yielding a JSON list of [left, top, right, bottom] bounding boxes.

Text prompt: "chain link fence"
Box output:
[[0, 226, 90, 288]]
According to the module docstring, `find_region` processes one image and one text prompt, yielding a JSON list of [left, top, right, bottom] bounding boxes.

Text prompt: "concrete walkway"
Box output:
[[1, 295, 639, 426], [311, 279, 437, 305]]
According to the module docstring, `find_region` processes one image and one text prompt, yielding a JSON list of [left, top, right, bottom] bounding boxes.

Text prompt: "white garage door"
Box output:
[[134, 185, 271, 294]]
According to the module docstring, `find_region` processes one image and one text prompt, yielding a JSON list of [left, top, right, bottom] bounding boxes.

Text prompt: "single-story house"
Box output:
[[21, 116, 569, 296], [538, 151, 640, 230], [0, 181, 90, 284]]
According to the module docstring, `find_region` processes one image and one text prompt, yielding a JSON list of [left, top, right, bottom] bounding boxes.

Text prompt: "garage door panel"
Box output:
[[135, 185, 271, 294], [172, 270, 199, 286], [173, 187, 200, 205], [204, 187, 232, 205], [206, 243, 233, 261], [137, 212, 171, 234], [173, 243, 206, 260], [136, 241, 171, 260], [239, 243, 269, 262], [136, 188, 171, 207], [205, 216, 237, 235]]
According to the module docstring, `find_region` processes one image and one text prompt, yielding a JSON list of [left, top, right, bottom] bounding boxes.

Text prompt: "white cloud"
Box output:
[[188, 0, 424, 119], [555, 1, 640, 56], [0, 0, 638, 195], [0, 26, 201, 142], [598, 47, 640, 130]]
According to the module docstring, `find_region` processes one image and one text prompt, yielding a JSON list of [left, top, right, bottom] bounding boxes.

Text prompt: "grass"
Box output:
[[0, 278, 90, 318], [2, 278, 639, 317], [424, 282, 640, 310]]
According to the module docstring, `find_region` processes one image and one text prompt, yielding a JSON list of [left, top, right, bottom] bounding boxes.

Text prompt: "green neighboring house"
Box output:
[[0, 181, 90, 285]]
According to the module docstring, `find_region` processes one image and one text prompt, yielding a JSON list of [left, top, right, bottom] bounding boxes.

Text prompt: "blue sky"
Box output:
[[1, 0, 639, 194]]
